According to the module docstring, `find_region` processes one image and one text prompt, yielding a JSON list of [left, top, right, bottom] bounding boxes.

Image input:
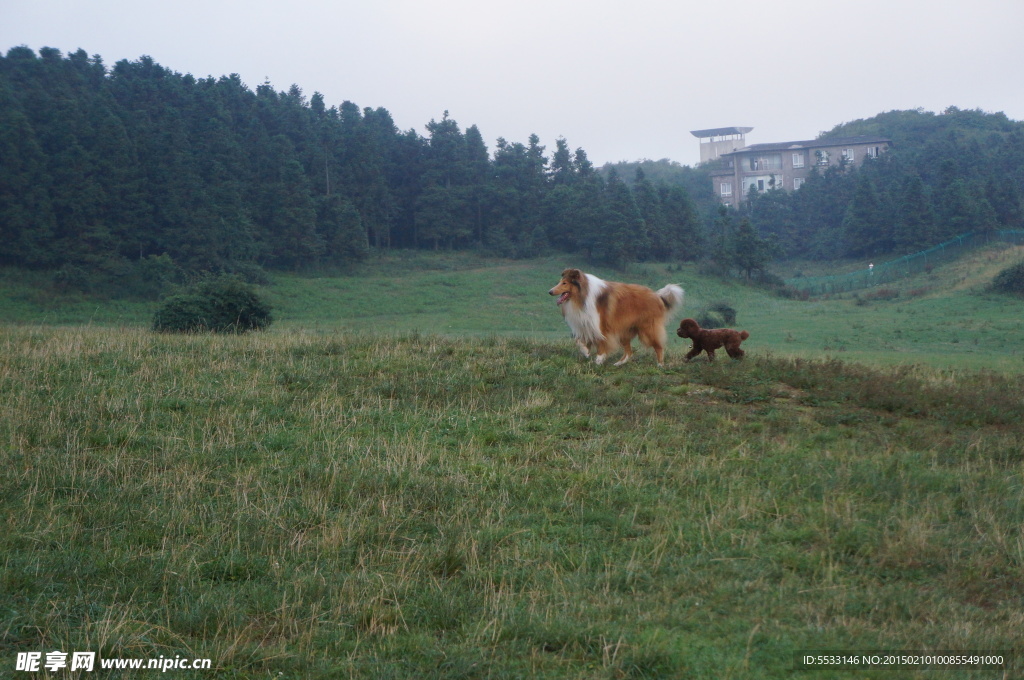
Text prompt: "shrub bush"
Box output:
[[695, 301, 737, 328], [152, 277, 273, 333], [990, 260, 1024, 295]]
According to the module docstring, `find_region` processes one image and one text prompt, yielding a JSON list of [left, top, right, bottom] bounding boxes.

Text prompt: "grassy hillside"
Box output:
[[6, 246, 1015, 372], [2, 326, 1022, 678], [1, 250, 1023, 677], [3, 246, 1023, 373], [255, 245, 1024, 373]]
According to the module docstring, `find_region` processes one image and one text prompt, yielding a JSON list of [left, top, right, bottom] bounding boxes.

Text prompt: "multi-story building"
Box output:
[[708, 135, 892, 206]]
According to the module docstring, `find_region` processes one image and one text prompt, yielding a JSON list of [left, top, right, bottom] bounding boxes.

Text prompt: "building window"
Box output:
[[842, 148, 855, 162], [750, 154, 782, 171], [743, 176, 774, 195], [720, 182, 733, 197], [793, 177, 805, 190], [792, 153, 805, 168], [815, 150, 830, 166], [867, 146, 881, 159]]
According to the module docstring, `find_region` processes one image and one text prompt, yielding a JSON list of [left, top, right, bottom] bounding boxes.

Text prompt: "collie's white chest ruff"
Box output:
[[560, 273, 606, 346]]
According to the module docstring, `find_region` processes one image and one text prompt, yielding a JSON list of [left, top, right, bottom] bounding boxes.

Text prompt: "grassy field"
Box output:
[[2, 250, 1023, 678], [6, 247, 1023, 372]]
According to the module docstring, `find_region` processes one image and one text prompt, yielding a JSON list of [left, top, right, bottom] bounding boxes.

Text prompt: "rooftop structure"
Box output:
[[690, 127, 753, 164]]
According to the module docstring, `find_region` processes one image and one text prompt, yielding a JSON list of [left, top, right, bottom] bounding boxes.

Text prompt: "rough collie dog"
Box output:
[[549, 268, 684, 367]]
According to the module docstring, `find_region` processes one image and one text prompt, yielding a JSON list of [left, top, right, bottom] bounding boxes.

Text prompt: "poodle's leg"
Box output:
[[706, 349, 716, 362], [726, 344, 745, 360], [685, 344, 702, 362]]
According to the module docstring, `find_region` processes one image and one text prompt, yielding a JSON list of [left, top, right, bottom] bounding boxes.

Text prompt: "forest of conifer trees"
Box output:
[[2, 46, 1023, 292], [0, 46, 708, 283], [740, 108, 1024, 260]]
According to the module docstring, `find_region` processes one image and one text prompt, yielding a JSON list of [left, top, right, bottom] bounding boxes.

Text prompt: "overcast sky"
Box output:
[[3, 0, 1023, 166]]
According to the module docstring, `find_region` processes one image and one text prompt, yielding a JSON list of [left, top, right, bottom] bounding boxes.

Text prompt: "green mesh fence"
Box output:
[[785, 230, 1024, 296]]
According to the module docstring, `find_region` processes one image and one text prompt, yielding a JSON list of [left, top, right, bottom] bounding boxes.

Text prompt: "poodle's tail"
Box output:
[[657, 284, 685, 315]]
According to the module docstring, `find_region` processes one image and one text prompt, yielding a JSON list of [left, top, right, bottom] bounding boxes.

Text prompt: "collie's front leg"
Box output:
[[594, 338, 616, 365], [575, 338, 591, 358], [613, 340, 634, 367]]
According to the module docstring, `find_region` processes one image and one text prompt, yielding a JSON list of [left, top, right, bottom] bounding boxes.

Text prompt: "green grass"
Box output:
[[2, 327, 1023, 678], [3, 247, 1023, 374], [1, 250, 1023, 677], [261, 248, 1024, 374]]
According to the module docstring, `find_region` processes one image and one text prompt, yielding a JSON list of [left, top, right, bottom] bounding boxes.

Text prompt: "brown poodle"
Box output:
[[676, 318, 750, 362]]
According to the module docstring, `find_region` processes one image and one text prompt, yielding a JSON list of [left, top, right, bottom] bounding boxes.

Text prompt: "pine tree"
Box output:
[[985, 177, 1023, 230], [261, 136, 322, 267], [937, 178, 977, 240], [463, 124, 491, 245], [487, 136, 549, 256], [549, 137, 574, 186], [842, 172, 889, 256], [732, 217, 777, 279], [358, 107, 402, 250], [0, 71, 56, 266], [594, 170, 645, 268], [631, 167, 664, 260], [416, 111, 475, 248], [710, 206, 735, 272], [317, 195, 368, 263], [568, 149, 606, 258], [894, 174, 936, 252], [658, 185, 703, 261]]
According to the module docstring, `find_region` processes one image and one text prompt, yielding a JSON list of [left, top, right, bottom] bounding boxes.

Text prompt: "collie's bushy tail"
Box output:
[[657, 284, 685, 314]]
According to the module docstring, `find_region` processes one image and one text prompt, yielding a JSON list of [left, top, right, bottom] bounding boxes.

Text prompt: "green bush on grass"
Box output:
[[152, 276, 272, 333]]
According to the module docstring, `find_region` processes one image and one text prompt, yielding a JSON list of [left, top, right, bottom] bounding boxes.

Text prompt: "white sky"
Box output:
[[2, 0, 1023, 166]]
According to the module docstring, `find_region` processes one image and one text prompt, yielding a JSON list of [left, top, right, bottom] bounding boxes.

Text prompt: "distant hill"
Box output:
[[821, 106, 1021, 149]]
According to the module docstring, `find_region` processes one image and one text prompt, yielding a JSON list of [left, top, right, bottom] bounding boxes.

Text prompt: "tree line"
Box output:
[[2, 47, 1023, 290], [0, 46, 707, 284]]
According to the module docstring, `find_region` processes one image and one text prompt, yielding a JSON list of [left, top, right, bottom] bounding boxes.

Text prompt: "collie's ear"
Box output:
[[561, 268, 582, 284]]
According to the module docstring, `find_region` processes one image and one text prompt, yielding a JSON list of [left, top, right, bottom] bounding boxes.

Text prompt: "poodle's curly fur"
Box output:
[[676, 318, 749, 362]]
